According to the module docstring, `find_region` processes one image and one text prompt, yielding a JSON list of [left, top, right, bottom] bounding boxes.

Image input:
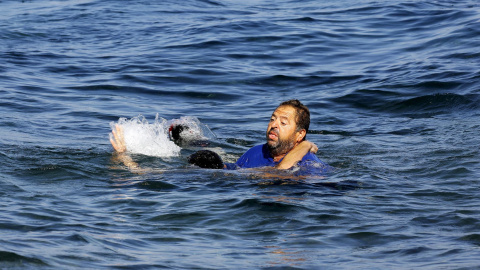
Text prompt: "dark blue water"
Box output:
[[1, 0, 480, 269]]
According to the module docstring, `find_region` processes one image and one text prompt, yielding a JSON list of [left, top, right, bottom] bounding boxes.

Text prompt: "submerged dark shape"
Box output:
[[188, 150, 224, 169]]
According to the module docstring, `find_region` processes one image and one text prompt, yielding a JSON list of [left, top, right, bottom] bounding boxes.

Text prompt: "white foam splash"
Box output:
[[167, 116, 217, 142], [110, 114, 181, 157]]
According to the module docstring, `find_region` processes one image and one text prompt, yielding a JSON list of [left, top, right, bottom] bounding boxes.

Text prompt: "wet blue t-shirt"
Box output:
[[224, 144, 331, 175]]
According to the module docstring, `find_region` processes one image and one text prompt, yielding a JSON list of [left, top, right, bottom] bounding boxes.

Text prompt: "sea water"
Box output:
[[1, 0, 480, 269]]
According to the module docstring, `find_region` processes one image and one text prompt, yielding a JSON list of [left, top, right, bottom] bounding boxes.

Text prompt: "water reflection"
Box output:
[[265, 245, 309, 268]]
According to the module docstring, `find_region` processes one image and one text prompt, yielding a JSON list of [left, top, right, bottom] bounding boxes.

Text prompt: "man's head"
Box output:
[[266, 99, 310, 157]]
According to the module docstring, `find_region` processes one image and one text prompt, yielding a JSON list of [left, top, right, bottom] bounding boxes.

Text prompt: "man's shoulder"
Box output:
[[301, 151, 322, 162], [234, 144, 271, 168], [239, 143, 264, 155], [246, 144, 266, 152]]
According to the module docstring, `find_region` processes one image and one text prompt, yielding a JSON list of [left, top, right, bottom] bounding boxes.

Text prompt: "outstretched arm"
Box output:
[[109, 124, 140, 171], [276, 140, 318, 170], [110, 124, 126, 153]]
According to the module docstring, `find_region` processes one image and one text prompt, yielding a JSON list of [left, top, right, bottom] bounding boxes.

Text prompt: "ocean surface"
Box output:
[[1, 0, 480, 269]]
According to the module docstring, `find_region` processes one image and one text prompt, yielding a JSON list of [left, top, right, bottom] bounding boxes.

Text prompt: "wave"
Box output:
[[387, 93, 480, 116], [333, 91, 479, 117], [68, 84, 241, 101], [0, 250, 48, 267]]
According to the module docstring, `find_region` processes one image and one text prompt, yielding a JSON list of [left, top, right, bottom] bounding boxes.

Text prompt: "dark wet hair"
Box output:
[[188, 150, 224, 169], [170, 124, 187, 142], [278, 99, 310, 136]]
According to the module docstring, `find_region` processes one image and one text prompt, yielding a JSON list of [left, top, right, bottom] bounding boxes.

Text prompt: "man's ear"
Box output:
[[296, 129, 306, 142]]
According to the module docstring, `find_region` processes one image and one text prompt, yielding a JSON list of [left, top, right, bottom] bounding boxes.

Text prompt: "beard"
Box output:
[[266, 129, 295, 157]]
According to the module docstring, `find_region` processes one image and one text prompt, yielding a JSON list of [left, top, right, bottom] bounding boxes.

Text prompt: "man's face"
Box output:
[[266, 105, 301, 156]]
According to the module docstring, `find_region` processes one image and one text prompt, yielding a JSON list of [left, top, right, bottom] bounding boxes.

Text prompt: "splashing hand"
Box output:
[[110, 124, 127, 153]]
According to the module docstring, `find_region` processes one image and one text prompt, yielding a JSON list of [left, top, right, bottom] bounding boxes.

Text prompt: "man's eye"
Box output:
[[281, 122, 286, 125]]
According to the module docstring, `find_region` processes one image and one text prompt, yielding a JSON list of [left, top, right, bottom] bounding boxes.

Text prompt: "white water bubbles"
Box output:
[[110, 114, 180, 157], [167, 116, 217, 143]]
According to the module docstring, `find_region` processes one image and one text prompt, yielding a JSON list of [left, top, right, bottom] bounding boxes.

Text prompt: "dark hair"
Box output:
[[278, 99, 310, 136], [169, 124, 187, 142], [188, 150, 224, 169]]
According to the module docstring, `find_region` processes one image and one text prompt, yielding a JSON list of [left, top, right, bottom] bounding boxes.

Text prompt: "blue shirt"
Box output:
[[224, 144, 332, 175]]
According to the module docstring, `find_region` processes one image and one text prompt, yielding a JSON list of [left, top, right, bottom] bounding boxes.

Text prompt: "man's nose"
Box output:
[[270, 119, 279, 129]]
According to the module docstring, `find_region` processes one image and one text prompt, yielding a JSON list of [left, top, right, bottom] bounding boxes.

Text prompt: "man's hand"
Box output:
[[110, 124, 127, 153], [276, 140, 318, 170], [305, 141, 318, 154]]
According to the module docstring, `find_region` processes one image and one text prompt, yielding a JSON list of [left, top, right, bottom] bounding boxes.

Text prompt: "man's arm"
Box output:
[[276, 140, 318, 170]]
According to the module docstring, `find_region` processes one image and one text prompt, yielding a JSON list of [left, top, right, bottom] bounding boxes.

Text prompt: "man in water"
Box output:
[[222, 99, 327, 171], [110, 99, 328, 172]]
